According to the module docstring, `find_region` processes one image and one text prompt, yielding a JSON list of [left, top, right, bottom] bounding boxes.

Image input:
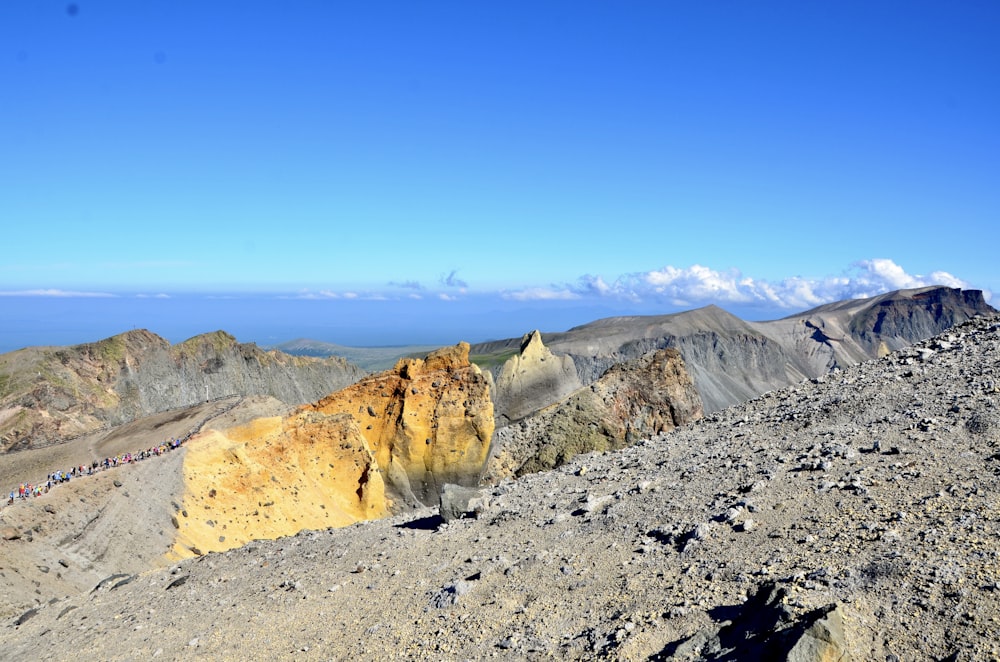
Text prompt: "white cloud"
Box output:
[[286, 290, 346, 300], [638, 264, 755, 305], [289, 289, 416, 302], [502, 287, 581, 302], [577, 275, 612, 296], [0, 289, 116, 298], [562, 259, 977, 310]]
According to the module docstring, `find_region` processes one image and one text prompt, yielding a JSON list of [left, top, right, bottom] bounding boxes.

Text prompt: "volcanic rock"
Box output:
[[302, 342, 494, 507], [491, 330, 582, 424], [0, 329, 364, 452], [171, 410, 388, 558], [2, 317, 1000, 660], [485, 347, 703, 479]]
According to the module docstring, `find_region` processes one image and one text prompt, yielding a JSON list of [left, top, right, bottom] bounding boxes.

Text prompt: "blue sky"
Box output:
[[1, 2, 998, 350]]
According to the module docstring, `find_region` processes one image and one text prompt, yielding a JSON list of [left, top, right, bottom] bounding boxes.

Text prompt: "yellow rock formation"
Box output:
[[304, 342, 494, 506], [170, 342, 493, 558], [171, 410, 387, 558]]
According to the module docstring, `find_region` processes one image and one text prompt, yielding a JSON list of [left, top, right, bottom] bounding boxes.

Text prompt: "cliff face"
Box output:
[[0, 329, 365, 452], [849, 287, 993, 351], [485, 348, 703, 480], [172, 410, 388, 558], [303, 342, 494, 507]]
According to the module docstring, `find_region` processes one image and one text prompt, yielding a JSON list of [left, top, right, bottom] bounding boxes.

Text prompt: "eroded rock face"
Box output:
[[303, 342, 494, 507], [0, 329, 365, 452], [485, 348, 703, 479], [848, 286, 992, 353], [491, 330, 582, 424], [172, 410, 387, 558], [168, 343, 494, 556]]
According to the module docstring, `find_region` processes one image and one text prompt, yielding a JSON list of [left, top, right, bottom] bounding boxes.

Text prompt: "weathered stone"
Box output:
[[172, 410, 387, 558], [439, 483, 486, 522], [305, 342, 494, 506], [485, 347, 702, 479], [492, 330, 583, 424], [785, 604, 852, 662]]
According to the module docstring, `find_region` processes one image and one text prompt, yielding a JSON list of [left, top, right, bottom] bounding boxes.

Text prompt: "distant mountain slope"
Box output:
[[267, 338, 443, 372], [0, 329, 365, 452], [472, 286, 995, 413]]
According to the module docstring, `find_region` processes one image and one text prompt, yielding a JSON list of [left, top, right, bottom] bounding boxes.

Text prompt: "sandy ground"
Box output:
[[0, 395, 292, 617]]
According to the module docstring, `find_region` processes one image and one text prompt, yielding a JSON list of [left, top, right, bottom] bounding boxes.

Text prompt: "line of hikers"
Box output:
[[6, 437, 183, 505]]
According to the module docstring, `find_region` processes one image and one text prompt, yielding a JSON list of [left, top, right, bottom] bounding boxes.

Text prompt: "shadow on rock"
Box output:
[[394, 514, 444, 531], [651, 581, 851, 661]]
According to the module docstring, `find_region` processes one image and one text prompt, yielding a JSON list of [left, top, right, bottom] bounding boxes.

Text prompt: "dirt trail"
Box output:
[[0, 395, 287, 616]]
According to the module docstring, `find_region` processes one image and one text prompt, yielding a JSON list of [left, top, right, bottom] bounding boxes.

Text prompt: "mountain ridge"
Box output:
[[0, 329, 365, 452], [265, 338, 443, 372], [474, 286, 995, 413]]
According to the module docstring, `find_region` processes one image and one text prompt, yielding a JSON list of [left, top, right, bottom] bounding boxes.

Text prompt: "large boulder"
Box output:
[[172, 410, 387, 558]]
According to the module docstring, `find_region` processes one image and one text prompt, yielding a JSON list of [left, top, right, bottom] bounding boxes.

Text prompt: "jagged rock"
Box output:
[[300, 342, 493, 507], [485, 347, 703, 479], [1, 524, 22, 540], [786, 604, 852, 662], [656, 582, 852, 661], [491, 330, 582, 424]]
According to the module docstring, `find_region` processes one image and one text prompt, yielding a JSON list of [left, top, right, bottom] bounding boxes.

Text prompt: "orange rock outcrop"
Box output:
[[172, 410, 387, 558], [304, 341, 494, 506], [171, 342, 493, 557]]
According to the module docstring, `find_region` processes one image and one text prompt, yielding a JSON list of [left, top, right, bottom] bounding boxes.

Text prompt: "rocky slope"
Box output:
[[0, 343, 494, 608], [2, 315, 998, 660], [0, 329, 365, 452], [485, 347, 703, 481], [473, 286, 994, 413]]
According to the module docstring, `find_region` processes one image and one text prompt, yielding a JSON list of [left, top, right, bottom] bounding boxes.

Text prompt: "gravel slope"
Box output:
[[2, 316, 999, 660]]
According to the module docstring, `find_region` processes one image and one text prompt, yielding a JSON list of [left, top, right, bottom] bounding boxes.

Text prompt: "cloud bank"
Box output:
[[3, 260, 980, 316], [0, 289, 117, 298], [502, 259, 979, 310]]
